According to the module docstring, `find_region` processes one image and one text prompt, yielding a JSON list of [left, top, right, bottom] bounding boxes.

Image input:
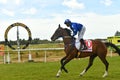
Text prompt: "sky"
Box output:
[[0, 0, 120, 41]]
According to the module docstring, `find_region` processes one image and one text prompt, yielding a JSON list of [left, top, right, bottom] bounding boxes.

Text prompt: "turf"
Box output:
[[0, 56, 120, 80]]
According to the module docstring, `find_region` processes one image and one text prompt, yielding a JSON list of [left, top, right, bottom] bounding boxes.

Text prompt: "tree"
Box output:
[[115, 31, 120, 36]]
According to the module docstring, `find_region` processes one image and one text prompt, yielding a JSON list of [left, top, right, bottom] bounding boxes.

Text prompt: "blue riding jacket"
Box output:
[[70, 22, 83, 36]]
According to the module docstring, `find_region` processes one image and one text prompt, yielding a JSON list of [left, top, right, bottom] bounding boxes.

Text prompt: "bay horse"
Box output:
[[51, 24, 120, 78]]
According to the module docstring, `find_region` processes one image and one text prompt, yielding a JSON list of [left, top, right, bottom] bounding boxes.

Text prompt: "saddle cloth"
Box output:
[[75, 39, 92, 52]]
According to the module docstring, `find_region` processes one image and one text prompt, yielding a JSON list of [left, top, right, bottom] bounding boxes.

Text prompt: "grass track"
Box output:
[[0, 56, 120, 80]]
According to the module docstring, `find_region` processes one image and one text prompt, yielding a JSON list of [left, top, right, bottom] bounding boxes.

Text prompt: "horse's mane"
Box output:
[[64, 28, 71, 36]]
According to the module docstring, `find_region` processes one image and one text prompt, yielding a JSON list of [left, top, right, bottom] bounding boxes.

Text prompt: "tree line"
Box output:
[[0, 38, 62, 45]]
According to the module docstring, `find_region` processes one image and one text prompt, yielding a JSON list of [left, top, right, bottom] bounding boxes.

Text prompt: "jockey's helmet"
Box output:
[[64, 19, 71, 24]]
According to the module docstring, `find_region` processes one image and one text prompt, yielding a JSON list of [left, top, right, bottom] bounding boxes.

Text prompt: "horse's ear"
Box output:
[[58, 24, 61, 28]]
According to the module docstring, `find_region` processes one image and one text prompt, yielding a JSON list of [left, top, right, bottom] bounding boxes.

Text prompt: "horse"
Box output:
[[51, 24, 120, 78]]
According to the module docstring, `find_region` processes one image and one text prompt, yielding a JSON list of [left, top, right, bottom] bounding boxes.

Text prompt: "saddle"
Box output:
[[75, 39, 92, 52]]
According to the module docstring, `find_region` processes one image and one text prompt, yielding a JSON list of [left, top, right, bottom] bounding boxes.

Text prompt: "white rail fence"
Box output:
[[0, 48, 64, 64], [0, 47, 115, 64]]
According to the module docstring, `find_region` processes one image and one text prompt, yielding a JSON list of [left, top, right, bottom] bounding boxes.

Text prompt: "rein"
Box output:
[[60, 28, 75, 50], [63, 36, 72, 39], [63, 36, 75, 55], [63, 36, 75, 49]]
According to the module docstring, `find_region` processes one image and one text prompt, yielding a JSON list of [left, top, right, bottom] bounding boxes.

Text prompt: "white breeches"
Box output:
[[78, 26, 86, 40]]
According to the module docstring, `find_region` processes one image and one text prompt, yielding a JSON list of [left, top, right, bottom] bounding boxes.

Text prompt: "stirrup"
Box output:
[[80, 46, 87, 50], [82, 47, 87, 50]]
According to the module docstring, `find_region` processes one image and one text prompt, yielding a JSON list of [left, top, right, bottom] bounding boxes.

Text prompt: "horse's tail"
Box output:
[[104, 42, 120, 55]]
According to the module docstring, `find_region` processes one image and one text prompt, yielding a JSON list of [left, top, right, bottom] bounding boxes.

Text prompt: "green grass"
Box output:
[[0, 56, 120, 80]]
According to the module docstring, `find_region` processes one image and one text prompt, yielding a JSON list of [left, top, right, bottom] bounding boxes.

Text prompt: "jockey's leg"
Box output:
[[78, 26, 87, 50], [80, 39, 87, 50]]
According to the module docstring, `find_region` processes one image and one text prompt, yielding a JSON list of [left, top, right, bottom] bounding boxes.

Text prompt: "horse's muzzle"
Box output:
[[51, 36, 55, 41]]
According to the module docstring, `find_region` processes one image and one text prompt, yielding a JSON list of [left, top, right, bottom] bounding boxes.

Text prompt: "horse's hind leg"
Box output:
[[98, 55, 109, 77], [80, 55, 97, 76]]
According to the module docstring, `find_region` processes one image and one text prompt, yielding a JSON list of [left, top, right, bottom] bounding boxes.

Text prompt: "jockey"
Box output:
[[64, 19, 87, 50]]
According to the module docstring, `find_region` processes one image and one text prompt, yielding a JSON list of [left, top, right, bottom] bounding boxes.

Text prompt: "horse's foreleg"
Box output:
[[56, 65, 68, 77], [56, 54, 75, 77], [80, 55, 97, 76], [56, 56, 67, 77], [62, 52, 77, 72], [60, 56, 67, 66], [56, 69, 62, 77]]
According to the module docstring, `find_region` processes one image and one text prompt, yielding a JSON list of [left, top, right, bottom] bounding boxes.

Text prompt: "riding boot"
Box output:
[[80, 39, 87, 50]]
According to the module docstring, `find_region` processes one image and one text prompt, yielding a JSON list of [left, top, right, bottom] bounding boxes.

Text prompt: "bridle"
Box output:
[[63, 36, 72, 39]]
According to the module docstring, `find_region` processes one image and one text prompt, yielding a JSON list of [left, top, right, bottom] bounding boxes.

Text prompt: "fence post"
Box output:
[[28, 45, 34, 62], [17, 48, 21, 62], [44, 50, 47, 63], [28, 53, 34, 62], [6, 46, 11, 64], [7, 52, 10, 64], [3, 53, 6, 64]]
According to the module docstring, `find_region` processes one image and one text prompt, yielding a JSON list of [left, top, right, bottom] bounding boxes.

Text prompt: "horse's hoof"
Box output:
[[80, 74, 83, 76], [56, 74, 60, 78], [102, 74, 108, 78], [56, 76, 59, 78], [80, 69, 86, 76], [65, 71, 68, 73], [64, 69, 68, 73], [102, 71, 108, 78]]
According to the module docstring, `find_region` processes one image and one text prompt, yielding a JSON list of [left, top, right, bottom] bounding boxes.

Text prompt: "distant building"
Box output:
[[107, 31, 120, 46]]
